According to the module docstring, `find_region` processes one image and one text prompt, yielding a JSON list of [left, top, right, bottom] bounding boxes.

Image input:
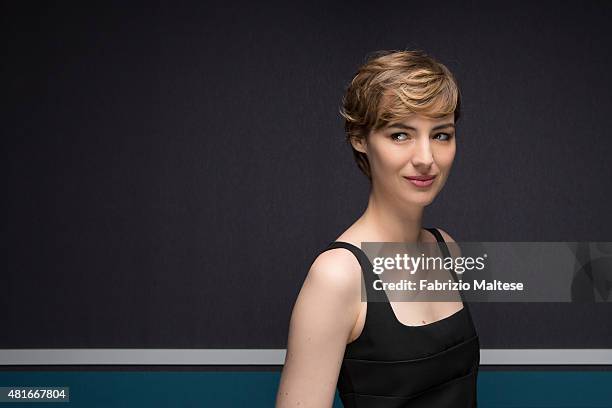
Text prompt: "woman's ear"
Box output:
[[350, 136, 367, 154]]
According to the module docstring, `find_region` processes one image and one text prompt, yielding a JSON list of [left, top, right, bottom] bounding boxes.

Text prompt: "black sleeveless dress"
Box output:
[[321, 228, 480, 408]]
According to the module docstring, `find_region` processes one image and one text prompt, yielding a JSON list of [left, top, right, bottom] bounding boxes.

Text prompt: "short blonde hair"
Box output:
[[339, 50, 462, 181]]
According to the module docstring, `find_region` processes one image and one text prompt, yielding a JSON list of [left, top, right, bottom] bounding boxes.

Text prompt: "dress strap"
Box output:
[[424, 228, 470, 307], [424, 227, 450, 257], [424, 227, 461, 284]]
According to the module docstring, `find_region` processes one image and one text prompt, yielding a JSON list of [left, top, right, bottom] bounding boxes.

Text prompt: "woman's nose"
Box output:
[[411, 139, 434, 168]]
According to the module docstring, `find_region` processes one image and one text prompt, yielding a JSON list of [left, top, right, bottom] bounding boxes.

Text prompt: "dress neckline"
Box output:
[[387, 303, 466, 328]]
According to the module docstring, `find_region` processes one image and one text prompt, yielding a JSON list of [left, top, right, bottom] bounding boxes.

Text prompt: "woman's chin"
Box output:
[[404, 195, 435, 207]]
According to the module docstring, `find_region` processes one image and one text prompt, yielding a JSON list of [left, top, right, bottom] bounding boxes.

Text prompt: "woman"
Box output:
[[276, 50, 480, 407]]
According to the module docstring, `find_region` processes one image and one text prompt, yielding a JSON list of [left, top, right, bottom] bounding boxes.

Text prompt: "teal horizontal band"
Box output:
[[2, 371, 612, 408], [0, 349, 611, 365]]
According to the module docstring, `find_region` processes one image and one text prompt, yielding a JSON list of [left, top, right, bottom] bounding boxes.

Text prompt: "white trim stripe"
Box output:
[[0, 349, 611, 365], [481, 349, 612, 365]]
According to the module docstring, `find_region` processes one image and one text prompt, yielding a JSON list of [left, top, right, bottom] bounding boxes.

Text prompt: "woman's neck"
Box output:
[[356, 192, 426, 243]]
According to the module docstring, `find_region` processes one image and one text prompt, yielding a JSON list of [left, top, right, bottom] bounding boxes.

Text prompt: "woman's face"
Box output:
[[353, 112, 456, 207]]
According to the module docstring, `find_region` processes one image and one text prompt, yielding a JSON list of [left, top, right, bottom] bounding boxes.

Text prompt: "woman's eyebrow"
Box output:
[[387, 122, 455, 131]]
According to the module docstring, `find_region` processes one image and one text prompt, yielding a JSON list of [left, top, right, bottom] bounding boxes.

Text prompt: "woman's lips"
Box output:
[[404, 175, 436, 187]]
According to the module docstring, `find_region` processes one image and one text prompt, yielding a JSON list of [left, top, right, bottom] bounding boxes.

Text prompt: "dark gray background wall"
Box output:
[[3, 1, 612, 348]]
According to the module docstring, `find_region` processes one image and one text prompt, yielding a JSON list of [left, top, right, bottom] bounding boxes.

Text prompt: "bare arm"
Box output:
[[275, 249, 362, 407]]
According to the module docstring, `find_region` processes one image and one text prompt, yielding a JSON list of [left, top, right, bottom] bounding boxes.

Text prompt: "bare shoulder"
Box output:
[[306, 246, 363, 293]]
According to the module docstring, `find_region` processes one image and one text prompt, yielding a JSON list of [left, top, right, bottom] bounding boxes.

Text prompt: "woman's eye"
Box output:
[[391, 132, 410, 142], [434, 132, 453, 141]]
